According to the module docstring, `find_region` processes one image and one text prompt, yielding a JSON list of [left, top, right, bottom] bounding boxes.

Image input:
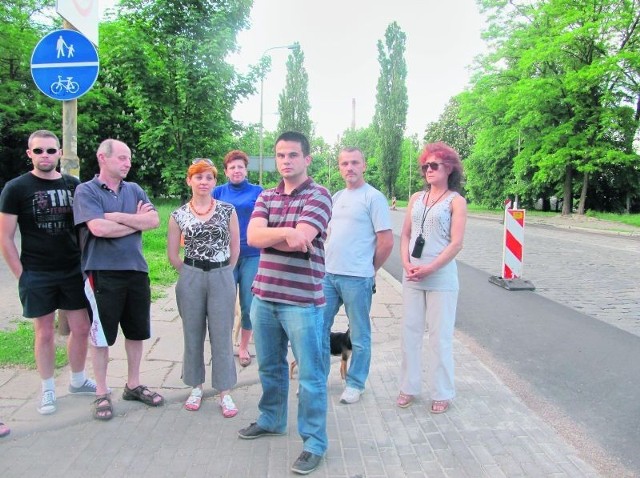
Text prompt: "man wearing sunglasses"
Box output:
[[0, 130, 97, 416]]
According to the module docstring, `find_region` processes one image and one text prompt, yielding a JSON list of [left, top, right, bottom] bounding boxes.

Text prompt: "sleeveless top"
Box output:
[[404, 191, 459, 291], [171, 200, 234, 263]]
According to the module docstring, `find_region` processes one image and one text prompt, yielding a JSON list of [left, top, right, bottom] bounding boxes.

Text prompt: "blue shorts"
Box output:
[[18, 267, 87, 318], [84, 270, 151, 346]]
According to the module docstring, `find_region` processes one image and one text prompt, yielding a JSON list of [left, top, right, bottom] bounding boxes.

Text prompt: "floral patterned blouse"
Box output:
[[171, 200, 234, 262]]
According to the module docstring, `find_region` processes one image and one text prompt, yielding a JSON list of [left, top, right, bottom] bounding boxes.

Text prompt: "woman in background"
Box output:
[[397, 142, 467, 414], [213, 150, 262, 367], [167, 158, 240, 417]]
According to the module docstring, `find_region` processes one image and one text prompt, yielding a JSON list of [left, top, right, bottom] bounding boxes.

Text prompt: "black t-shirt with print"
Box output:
[[0, 172, 80, 271]]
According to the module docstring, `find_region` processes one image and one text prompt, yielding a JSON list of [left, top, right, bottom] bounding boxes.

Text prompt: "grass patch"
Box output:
[[587, 211, 640, 228], [145, 199, 181, 297], [0, 321, 67, 369]]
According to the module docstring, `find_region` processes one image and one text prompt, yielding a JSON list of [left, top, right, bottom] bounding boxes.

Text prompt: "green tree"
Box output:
[[463, 0, 640, 212], [0, 1, 61, 187], [424, 97, 474, 162], [92, 0, 254, 197], [277, 42, 312, 139], [395, 135, 421, 201], [373, 21, 408, 197]]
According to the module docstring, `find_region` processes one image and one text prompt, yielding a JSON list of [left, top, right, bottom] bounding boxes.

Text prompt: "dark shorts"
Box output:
[[84, 270, 151, 347], [18, 268, 88, 318]]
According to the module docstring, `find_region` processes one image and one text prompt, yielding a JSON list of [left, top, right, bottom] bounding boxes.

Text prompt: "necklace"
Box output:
[[189, 198, 214, 216]]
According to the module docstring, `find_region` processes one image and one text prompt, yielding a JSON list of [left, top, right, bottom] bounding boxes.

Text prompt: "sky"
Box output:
[[100, 0, 487, 143]]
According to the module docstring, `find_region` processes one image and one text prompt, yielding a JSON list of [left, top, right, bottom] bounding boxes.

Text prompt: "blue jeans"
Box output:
[[233, 255, 259, 330], [250, 296, 328, 456], [322, 273, 374, 391]]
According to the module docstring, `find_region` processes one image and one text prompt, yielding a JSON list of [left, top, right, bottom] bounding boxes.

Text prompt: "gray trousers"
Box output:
[[175, 263, 237, 391]]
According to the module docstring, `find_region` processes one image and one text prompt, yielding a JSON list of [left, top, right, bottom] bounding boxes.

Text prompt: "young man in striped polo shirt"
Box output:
[[238, 131, 332, 475]]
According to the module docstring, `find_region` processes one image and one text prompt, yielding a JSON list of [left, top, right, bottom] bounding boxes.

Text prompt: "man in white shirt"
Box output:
[[322, 147, 393, 404]]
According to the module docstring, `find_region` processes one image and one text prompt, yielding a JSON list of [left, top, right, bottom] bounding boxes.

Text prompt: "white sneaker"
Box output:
[[340, 387, 362, 404], [38, 390, 57, 415]]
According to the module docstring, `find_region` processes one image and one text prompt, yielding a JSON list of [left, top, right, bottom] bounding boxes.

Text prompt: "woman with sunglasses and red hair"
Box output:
[[167, 158, 240, 417], [397, 142, 467, 414]]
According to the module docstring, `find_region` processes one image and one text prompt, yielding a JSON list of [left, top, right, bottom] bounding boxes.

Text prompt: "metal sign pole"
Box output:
[[57, 20, 80, 335]]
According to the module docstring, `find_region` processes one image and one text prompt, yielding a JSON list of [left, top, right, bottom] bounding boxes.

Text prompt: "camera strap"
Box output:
[[417, 189, 448, 237]]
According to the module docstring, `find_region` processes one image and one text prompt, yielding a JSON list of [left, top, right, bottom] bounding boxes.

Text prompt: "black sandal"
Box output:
[[93, 395, 113, 421], [122, 384, 164, 407]]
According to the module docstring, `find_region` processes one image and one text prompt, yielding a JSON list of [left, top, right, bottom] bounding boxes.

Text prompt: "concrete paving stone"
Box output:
[[449, 439, 479, 464], [416, 416, 440, 435], [412, 442, 436, 462], [362, 454, 386, 475], [505, 443, 536, 463], [515, 434, 547, 455], [378, 446, 402, 466], [441, 426, 465, 444], [482, 436, 509, 457], [398, 452, 424, 473], [426, 431, 448, 451], [0, 368, 18, 387], [434, 446, 462, 470], [482, 464, 509, 477], [520, 461, 559, 478], [393, 442, 416, 456], [494, 453, 528, 477], [1, 369, 39, 400], [359, 438, 379, 456], [557, 460, 604, 478], [530, 452, 566, 474], [419, 459, 448, 477], [470, 443, 500, 466], [406, 424, 428, 445]]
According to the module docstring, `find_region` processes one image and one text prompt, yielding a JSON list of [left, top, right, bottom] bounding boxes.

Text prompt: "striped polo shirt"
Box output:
[[251, 178, 332, 306]]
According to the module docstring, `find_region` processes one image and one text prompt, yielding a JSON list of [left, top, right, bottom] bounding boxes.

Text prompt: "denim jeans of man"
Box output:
[[322, 273, 374, 391], [233, 255, 259, 330], [250, 296, 328, 456]]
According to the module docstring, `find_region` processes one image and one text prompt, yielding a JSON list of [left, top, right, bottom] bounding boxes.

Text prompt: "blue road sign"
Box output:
[[31, 29, 99, 101]]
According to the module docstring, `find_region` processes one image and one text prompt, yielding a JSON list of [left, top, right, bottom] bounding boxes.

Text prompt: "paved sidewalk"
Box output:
[[0, 269, 603, 477]]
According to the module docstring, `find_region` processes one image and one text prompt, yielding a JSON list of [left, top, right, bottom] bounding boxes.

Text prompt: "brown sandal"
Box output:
[[122, 384, 164, 407], [93, 394, 113, 421]]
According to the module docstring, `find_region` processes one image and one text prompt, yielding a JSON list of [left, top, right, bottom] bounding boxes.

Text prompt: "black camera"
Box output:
[[411, 235, 425, 258]]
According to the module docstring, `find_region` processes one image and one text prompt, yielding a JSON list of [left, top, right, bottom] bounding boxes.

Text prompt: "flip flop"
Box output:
[[0, 422, 10, 438]]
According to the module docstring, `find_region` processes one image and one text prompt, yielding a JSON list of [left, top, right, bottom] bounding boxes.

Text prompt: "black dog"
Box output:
[[289, 329, 352, 380]]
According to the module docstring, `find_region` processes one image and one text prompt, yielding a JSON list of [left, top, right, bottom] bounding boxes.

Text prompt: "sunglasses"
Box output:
[[192, 158, 213, 165], [31, 148, 59, 155], [421, 162, 444, 172]]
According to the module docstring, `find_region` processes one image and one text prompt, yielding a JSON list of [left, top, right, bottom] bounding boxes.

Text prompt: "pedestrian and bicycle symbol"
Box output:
[[31, 29, 99, 101]]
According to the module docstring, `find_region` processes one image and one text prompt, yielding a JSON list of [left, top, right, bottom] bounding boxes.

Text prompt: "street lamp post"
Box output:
[[258, 43, 298, 186]]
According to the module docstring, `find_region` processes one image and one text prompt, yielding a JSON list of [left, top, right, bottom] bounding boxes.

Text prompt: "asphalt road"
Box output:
[[386, 211, 640, 475]]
